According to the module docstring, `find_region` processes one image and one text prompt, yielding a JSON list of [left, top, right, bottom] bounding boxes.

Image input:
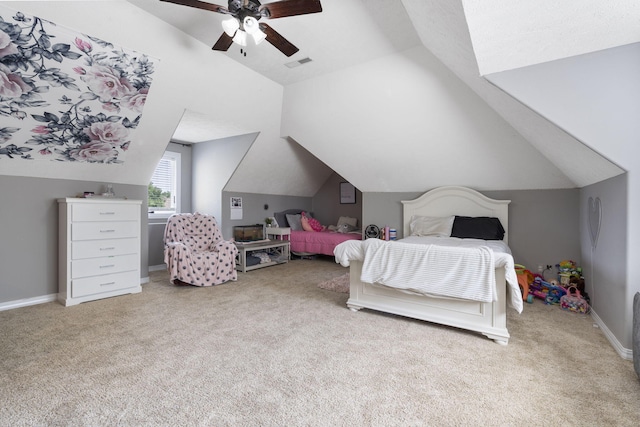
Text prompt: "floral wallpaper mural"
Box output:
[[0, 7, 156, 163]]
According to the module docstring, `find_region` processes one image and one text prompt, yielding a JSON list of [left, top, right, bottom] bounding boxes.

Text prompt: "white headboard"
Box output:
[[401, 186, 510, 243]]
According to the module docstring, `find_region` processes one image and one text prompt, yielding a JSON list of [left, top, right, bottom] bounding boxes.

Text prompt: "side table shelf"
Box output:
[[235, 239, 290, 273]]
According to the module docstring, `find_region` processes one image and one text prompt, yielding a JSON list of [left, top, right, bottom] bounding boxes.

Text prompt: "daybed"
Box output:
[[333, 186, 523, 345], [274, 209, 361, 257]]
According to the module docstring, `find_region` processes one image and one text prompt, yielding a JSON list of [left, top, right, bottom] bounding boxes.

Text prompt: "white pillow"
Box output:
[[337, 216, 358, 228], [409, 215, 455, 237]]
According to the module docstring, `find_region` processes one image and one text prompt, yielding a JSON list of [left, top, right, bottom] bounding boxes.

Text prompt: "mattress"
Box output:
[[290, 230, 361, 256]]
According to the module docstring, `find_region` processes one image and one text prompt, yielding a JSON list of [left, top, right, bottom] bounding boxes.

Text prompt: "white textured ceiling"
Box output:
[[462, 0, 640, 75], [128, 0, 422, 86], [128, 0, 423, 144], [170, 109, 254, 144], [127, 0, 631, 188], [402, 0, 625, 186]]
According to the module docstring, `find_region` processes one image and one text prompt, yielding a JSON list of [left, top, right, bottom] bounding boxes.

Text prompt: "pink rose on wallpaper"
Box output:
[[73, 37, 92, 53], [102, 102, 120, 112], [85, 121, 129, 145], [122, 88, 148, 114], [0, 31, 18, 57], [81, 65, 135, 102], [0, 64, 31, 98], [68, 141, 119, 162], [32, 126, 50, 134]]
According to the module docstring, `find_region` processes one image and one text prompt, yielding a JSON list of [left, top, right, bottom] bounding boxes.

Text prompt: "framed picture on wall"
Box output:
[[340, 182, 356, 204]]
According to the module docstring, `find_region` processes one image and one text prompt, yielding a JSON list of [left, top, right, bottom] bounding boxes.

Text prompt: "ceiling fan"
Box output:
[[160, 0, 323, 57]]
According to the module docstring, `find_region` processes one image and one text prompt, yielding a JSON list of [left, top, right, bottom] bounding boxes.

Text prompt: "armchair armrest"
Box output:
[[211, 239, 238, 255]]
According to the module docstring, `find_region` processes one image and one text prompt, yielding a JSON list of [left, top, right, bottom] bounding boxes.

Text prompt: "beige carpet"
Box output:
[[1, 257, 639, 426]]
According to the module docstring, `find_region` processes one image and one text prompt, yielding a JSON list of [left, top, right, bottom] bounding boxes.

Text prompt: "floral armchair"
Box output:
[[163, 213, 238, 286]]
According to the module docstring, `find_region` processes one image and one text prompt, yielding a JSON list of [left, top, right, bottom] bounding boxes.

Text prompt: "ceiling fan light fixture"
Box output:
[[243, 16, 259, 34], [221, 18, 240, 37], [242, 16, 266, 45], [251, 29, 267, 45], [232, 29, 248, 46]]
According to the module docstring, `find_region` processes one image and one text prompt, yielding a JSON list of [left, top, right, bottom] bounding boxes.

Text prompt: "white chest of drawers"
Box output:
[[58, 198, 142, 306]]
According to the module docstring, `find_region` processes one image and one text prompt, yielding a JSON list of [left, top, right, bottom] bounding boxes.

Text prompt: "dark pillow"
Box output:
[[450, 216, 505, 240], [274, 209, 302, 228]]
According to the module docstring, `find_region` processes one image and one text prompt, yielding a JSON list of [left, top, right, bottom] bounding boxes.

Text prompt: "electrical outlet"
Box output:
[[537, 265, 543, 273]]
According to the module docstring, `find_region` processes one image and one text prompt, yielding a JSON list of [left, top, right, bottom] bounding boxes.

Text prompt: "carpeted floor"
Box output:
[[1, 257, 639, 426]]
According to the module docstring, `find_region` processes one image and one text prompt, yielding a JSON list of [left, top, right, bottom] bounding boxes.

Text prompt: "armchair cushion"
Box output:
[[163, 213, 238, 286]]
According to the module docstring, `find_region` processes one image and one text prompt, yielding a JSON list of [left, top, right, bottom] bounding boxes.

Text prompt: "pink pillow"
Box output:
[[300, 215, 314, 232], [302, 212, 324, 232]]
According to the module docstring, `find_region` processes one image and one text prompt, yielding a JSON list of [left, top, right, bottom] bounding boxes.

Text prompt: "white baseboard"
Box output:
[[148, 264, 166, 272], [0, 294, 58, 312], [591, 309, 633, 360], [1, 275, 153, 311]]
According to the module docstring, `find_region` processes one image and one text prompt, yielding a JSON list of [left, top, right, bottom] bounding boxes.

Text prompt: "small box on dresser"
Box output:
[[58, 197, 142, 306]]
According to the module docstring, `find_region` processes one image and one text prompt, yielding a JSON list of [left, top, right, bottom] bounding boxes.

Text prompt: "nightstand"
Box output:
[[267, 227, 291, 260], [266, 227, 291, 241]]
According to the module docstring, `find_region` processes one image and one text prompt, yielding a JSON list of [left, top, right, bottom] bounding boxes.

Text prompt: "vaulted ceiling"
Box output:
[[2, 1, 636, 195], [128, 0, 634, 193]]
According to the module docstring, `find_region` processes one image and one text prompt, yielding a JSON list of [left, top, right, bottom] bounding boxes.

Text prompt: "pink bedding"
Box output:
[[290, 230, 361, 256]]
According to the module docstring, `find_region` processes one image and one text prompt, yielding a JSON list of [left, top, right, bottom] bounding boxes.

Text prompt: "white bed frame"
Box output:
[[346, 186, 513, 344]]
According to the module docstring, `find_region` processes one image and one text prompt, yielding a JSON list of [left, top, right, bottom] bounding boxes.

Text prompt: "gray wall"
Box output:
[[311, 173, 362, 227], [0, 176, 148, 304], [219, 172, 363, 241], [221, 191, 312, 240], [580, 173, 628, 347], [193, 134, 257, 221], [363, 188, 581, 275]]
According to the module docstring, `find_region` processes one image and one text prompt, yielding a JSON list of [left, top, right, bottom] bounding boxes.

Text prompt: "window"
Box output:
[[148, 151, 181, 218]]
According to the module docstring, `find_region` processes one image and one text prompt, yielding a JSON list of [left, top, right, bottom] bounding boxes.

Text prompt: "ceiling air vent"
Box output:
[[285, 57, 312, 68]]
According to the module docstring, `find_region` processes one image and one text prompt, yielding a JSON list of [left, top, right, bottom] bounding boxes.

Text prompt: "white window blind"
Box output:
[[149, 151, 180, 216]]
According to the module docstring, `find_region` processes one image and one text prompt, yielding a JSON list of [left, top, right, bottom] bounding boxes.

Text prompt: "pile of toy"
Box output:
[[515, 260, 590, 313]]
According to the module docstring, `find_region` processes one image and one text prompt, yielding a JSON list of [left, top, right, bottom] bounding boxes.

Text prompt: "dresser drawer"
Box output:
[[72, 221, 138, 241], [72, 270, 139, 298], [72, 203, 139, 222], [72, 238, 138, 260], [72, 253, 139, 279]]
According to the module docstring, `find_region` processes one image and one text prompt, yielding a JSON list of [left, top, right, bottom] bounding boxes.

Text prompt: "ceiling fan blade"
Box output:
[[259, 0, 322, 19], [160, 0, 229, 14], [212, 32, 234, 51], [260, 23, 299, 57]]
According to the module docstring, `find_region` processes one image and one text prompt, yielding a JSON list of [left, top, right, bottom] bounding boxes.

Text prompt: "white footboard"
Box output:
[[346, 260, 510, 344]]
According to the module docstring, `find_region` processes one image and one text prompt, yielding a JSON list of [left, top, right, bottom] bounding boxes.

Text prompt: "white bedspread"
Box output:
[[334, 237, 523, 313]]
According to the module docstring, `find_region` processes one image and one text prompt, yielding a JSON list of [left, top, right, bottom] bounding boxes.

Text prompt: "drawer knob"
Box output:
[[100, 212, 116, 215], [99, 264, 115, 269], [100, 247, 116, 251], [100, 281, 116, 287], [100, 229, 116, 233]]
